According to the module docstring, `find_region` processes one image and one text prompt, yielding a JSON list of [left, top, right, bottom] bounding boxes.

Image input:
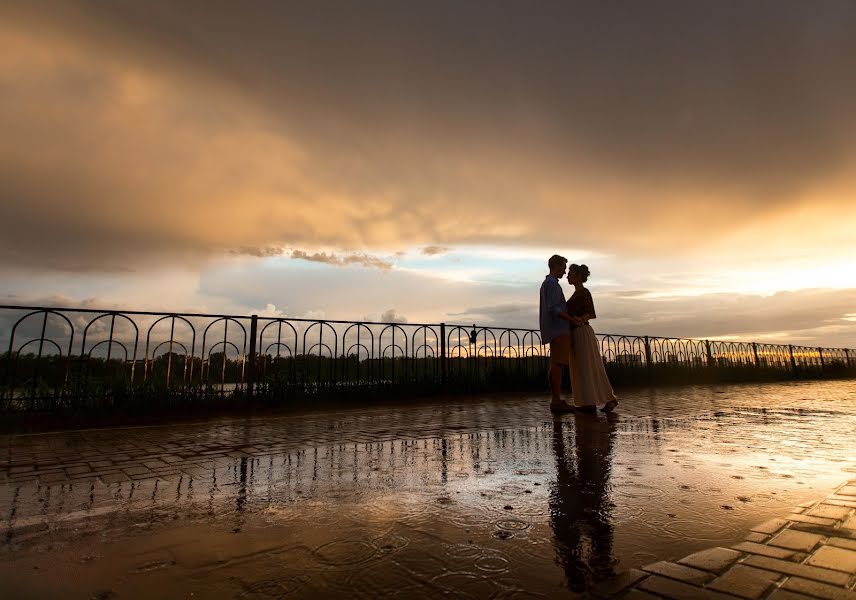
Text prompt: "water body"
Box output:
[[0, 380, 854, 598]]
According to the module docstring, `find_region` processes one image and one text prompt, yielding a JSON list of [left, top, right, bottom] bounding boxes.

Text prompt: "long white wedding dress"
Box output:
[[567, 288, 617, 408]]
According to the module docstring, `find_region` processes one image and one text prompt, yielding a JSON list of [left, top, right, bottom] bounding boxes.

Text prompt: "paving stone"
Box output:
[[142, 460, 168, 469], [33, 461, 61, 469], [767, 590, 817, 600], [826, 498, 856, 509], [781, 576, 856, 600], [742, 555, 850, 587], [787, 514, 839, 527], [39, 472, 69, 483], [100, 472, 130, 484], [622, 590, 661, 600], [808, 504, 853, 521], [590, 568, 648, 597], [65, 465, 91, 475], [732, 541, 797, 560], [151, 470, 183, 479], [843, 516, 856, 530], [678, 547, 743, 574], [836, 486, 856, 497], [68, 471, 104, 481], [707, 564, 780, 599], [90, 460, 112, 468], [771, 530, 826, 552], [806, 545, 856, 573], [32, 467, 65, 476], [791, 523, 856, 542], [122, 466, 151, 476], [827, 537, 856, 551], [637, 575, 740, 599], [641, 561, 714, 585], [753, 519, 790, 535], [744, 532, 769, 543]]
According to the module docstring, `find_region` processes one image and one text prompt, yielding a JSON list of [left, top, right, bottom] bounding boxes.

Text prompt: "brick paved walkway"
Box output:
[[607, 479, 856, 599], [0, 396, 546, 487], [3, 380, 855, 490], [1, 381, 855, 598]]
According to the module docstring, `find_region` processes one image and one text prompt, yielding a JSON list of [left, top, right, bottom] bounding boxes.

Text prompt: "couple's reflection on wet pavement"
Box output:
[[550, 413, 618, 593]]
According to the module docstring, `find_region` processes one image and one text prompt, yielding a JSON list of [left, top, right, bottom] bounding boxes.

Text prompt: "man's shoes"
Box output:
[[600, 399, 619, 413], [550, 402, 576, 414]]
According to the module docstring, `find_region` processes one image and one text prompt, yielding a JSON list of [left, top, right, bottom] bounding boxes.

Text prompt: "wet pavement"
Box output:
[[619, 478, 856, 599], [0, 380, 855, 598]]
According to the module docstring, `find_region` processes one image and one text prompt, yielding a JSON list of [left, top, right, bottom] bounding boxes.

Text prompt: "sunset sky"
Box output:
[[2, 1, 855, 346]]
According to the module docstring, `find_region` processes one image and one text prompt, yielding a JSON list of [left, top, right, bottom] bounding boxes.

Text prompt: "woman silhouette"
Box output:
[[566, 264, 619, 412]]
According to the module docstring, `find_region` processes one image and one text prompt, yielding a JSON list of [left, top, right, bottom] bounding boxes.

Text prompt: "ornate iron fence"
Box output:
[[1, 305, 854, 412]]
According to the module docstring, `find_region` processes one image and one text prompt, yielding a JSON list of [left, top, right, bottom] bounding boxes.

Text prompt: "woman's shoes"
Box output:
[[600, 399, 619, 413], [550, 401, 576, 414]]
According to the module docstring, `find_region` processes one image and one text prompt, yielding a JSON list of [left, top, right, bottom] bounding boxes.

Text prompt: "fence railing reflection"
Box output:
[[1, 305, 854, 411]]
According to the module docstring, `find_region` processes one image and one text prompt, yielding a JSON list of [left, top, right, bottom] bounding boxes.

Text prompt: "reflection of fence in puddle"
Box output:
[[5, 399, 855, 541], [1, 427, 551, 535], [1, 305, 854, 410]]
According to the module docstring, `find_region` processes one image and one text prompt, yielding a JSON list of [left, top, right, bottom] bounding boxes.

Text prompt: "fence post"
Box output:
[[846, 348, 852, 369], [440, 322, 447, 385], [789, 344, 797, 375], [0, 350, 8, 411], [817, 347, 824, 371], [752, 342, 760, 367], [705, 340, 714, 367], [643, 336, 652, 381], [247, 315, 258, 402]]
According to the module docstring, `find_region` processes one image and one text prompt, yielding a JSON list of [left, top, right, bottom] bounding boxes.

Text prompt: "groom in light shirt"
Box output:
[[539, 254, 577, 413]]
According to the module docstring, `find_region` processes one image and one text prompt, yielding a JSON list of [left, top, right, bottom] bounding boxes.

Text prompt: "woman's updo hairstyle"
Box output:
[[569, 263, 590, 283]]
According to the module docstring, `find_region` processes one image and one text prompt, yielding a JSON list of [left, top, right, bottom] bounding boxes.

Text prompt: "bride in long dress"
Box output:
[[566, 264, 619, 413]]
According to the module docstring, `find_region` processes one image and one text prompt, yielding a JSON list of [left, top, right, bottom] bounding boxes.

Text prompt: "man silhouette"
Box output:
[[540, 254, 576, 412]]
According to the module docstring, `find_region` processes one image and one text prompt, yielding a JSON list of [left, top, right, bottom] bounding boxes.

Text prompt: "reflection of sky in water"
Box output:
[[0, 380, 855, 597]]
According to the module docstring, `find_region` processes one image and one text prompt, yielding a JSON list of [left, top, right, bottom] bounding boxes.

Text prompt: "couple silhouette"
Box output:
[[539, 254, 619, 414]]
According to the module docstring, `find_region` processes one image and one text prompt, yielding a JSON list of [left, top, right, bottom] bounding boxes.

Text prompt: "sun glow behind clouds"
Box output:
[[260, 241, 854, 305], [635, 256, 856, 299], [393, 245, 596, 285]]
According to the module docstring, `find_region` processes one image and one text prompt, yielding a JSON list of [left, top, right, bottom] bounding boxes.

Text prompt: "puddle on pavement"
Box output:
[[1, 380, 855, 598]]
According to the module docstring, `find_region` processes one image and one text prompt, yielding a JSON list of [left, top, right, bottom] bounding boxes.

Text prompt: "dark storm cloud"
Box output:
[[2, 1, 856, 269], [31, 0, 853, 186]]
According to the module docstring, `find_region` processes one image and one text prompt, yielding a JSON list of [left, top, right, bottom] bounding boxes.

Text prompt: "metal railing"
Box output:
[[1, 305, 853, 412]]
